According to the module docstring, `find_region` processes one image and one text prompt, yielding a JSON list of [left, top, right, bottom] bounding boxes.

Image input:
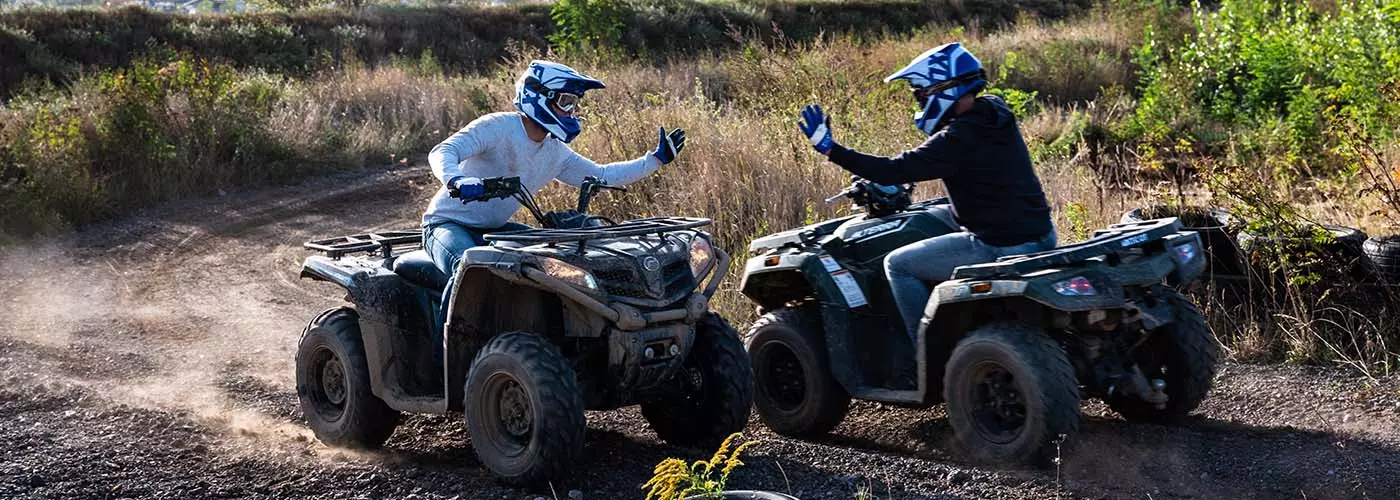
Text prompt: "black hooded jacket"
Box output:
[[827, 95, 1054, 247]]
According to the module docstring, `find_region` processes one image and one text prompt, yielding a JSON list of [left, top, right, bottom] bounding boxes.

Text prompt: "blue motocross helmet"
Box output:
[[884, 42, 987, 135], [514, 60, 606, 143]]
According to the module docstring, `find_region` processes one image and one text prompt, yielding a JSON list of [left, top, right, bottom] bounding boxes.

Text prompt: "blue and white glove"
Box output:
[[798, 104, 836, 155], [447, 176, 485, 202], [652, 127, 687, 165]]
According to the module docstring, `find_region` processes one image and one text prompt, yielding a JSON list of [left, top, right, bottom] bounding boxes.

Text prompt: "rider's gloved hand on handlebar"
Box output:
[[872, 183, 901, 195], [447, 176, 485, 202], [798, 104, 836, 155], [652, 127, 687, 165]]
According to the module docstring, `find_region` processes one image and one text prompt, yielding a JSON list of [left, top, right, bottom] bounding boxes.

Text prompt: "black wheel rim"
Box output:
[[309, 346, 347, 421], [759, 342, 806, 412], [967, 361, 1026, 445], [481, 372, 532, 456]]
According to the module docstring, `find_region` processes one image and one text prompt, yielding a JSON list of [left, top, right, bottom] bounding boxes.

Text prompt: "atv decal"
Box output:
[[849, 219, 906, 241], [819, 254, 869, 307]]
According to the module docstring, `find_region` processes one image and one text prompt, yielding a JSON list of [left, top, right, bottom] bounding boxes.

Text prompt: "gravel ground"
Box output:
[[2, 164, 1398, 500]]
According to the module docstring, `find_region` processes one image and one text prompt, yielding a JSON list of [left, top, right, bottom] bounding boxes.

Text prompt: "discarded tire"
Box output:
[[1363, 235, 1400, 283], [1236, 225, 1373, 291], [1121, 205, 1243, 275]]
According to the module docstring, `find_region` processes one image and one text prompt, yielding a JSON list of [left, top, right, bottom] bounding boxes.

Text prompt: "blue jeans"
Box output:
[[885, 229, 1058, 342], [422, 221, 530, 324]]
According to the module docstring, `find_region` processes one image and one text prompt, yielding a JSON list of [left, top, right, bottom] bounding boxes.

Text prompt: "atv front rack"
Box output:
[[304, 230, 422, 258], [483, 217, 712, 245], [951, 217, 1184, 279]]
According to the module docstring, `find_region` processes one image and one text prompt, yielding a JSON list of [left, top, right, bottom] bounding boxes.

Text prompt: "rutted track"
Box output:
[[2, 164, 1398, 500]]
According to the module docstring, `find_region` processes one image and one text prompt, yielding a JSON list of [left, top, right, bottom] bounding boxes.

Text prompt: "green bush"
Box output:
[[1132, 0, 1400, 180], [550, 0, 631, 57]]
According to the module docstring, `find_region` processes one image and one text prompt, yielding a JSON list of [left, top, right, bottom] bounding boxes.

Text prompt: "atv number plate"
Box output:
[[819, 255, 868, 308]]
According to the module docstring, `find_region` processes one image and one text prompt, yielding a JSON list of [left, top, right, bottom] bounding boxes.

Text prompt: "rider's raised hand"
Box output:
[[798, 104, 835, 155], [447, 176, 485, 202], [652, 126, 686, 165]]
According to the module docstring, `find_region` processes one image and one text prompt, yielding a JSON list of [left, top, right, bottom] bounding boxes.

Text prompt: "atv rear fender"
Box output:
[[920, 231, 1207, 331], [300, 255, 373, 291]]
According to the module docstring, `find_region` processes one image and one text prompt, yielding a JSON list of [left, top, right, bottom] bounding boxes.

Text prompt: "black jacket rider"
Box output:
[[826, 95, 1053, 247]]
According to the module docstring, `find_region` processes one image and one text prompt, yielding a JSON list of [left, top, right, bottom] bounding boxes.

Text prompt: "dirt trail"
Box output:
[[2, 163, 1399, 500]]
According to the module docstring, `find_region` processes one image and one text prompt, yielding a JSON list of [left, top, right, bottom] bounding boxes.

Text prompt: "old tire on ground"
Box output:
[[295, 307, 401, 448], [1363, 235, 1400, 283], [641, 312, 754, 450], [745, 307, 851, 437], [943, 322, 1080, 465], [464, 331, 585, 485], [1107, 289, 1221, 423], [1237, 225, 1371, 284]]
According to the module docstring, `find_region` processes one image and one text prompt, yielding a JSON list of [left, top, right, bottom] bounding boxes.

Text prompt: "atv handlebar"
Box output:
[[824, 186, 859, 204], [453, 176, 523, 203], [452, 175, 625, 229], [827, 177, 914, 217], [577, 176, 625, 214]]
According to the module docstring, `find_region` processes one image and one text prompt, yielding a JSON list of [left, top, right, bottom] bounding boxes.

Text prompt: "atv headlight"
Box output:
[[689, 236, 716, 279], [539, 258, 599, 292], [1052, 276, 1097, 296]]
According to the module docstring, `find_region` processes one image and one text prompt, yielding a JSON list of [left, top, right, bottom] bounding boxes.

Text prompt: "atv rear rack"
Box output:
[[304, 230, 422, 258], [952, 217, 1184, 279], [483, 217, 712, 245]]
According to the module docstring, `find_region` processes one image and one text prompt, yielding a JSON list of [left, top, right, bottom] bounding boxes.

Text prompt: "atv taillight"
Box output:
[[1052, 276, 1097, 296], [1172, 241, 1198, 265]]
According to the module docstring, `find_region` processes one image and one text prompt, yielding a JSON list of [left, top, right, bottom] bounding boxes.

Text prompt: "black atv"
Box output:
[[739, 178, 1221, 464], [295, 176, 753, 484]]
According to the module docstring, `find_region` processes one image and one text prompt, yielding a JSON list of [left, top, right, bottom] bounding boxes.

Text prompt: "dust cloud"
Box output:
[[0, 237, 330, 458]]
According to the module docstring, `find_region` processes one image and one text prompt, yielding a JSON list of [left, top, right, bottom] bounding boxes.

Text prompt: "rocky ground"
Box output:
[[2, 164, 1398, 500]]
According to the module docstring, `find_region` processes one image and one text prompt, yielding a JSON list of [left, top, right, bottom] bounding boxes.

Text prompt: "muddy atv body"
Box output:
[[296, 176, 753, 484], [739, 179, 1220, 464]]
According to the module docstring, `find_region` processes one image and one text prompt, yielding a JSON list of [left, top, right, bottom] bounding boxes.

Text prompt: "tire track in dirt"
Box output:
[[1, 163, 1398, 499]]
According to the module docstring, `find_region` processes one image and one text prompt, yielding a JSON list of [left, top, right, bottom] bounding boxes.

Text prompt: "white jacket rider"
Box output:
[[420, 60, 687, 300]]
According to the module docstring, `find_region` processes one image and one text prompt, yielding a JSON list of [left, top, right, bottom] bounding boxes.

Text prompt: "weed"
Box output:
[[642, 432, 760, 500]]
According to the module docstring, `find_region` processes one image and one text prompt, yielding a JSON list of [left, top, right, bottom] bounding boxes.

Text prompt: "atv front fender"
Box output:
[[740, 250, 870, 395], [738, 251, 816, 309]]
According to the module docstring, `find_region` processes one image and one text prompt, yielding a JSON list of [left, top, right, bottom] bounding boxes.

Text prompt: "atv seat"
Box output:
[[392, 250, 449, 291]]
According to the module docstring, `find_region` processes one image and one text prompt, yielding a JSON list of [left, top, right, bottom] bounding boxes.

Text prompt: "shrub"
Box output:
[[550, 0, 631, 57], [0, 1, 1100, 99], [0, 53, 490, 238], [1132, 0, 1400, 179]]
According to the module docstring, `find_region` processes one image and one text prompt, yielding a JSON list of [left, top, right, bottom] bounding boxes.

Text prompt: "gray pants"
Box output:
[[885, 227, 1057, 342]]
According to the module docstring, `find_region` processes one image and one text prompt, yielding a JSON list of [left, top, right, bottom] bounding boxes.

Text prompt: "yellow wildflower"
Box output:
[[704, 432, 740, 474], [721, 440, 760, 476]]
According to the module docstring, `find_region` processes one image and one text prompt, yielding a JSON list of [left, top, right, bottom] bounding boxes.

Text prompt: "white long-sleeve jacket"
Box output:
[[421, 112, 662, 228]]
